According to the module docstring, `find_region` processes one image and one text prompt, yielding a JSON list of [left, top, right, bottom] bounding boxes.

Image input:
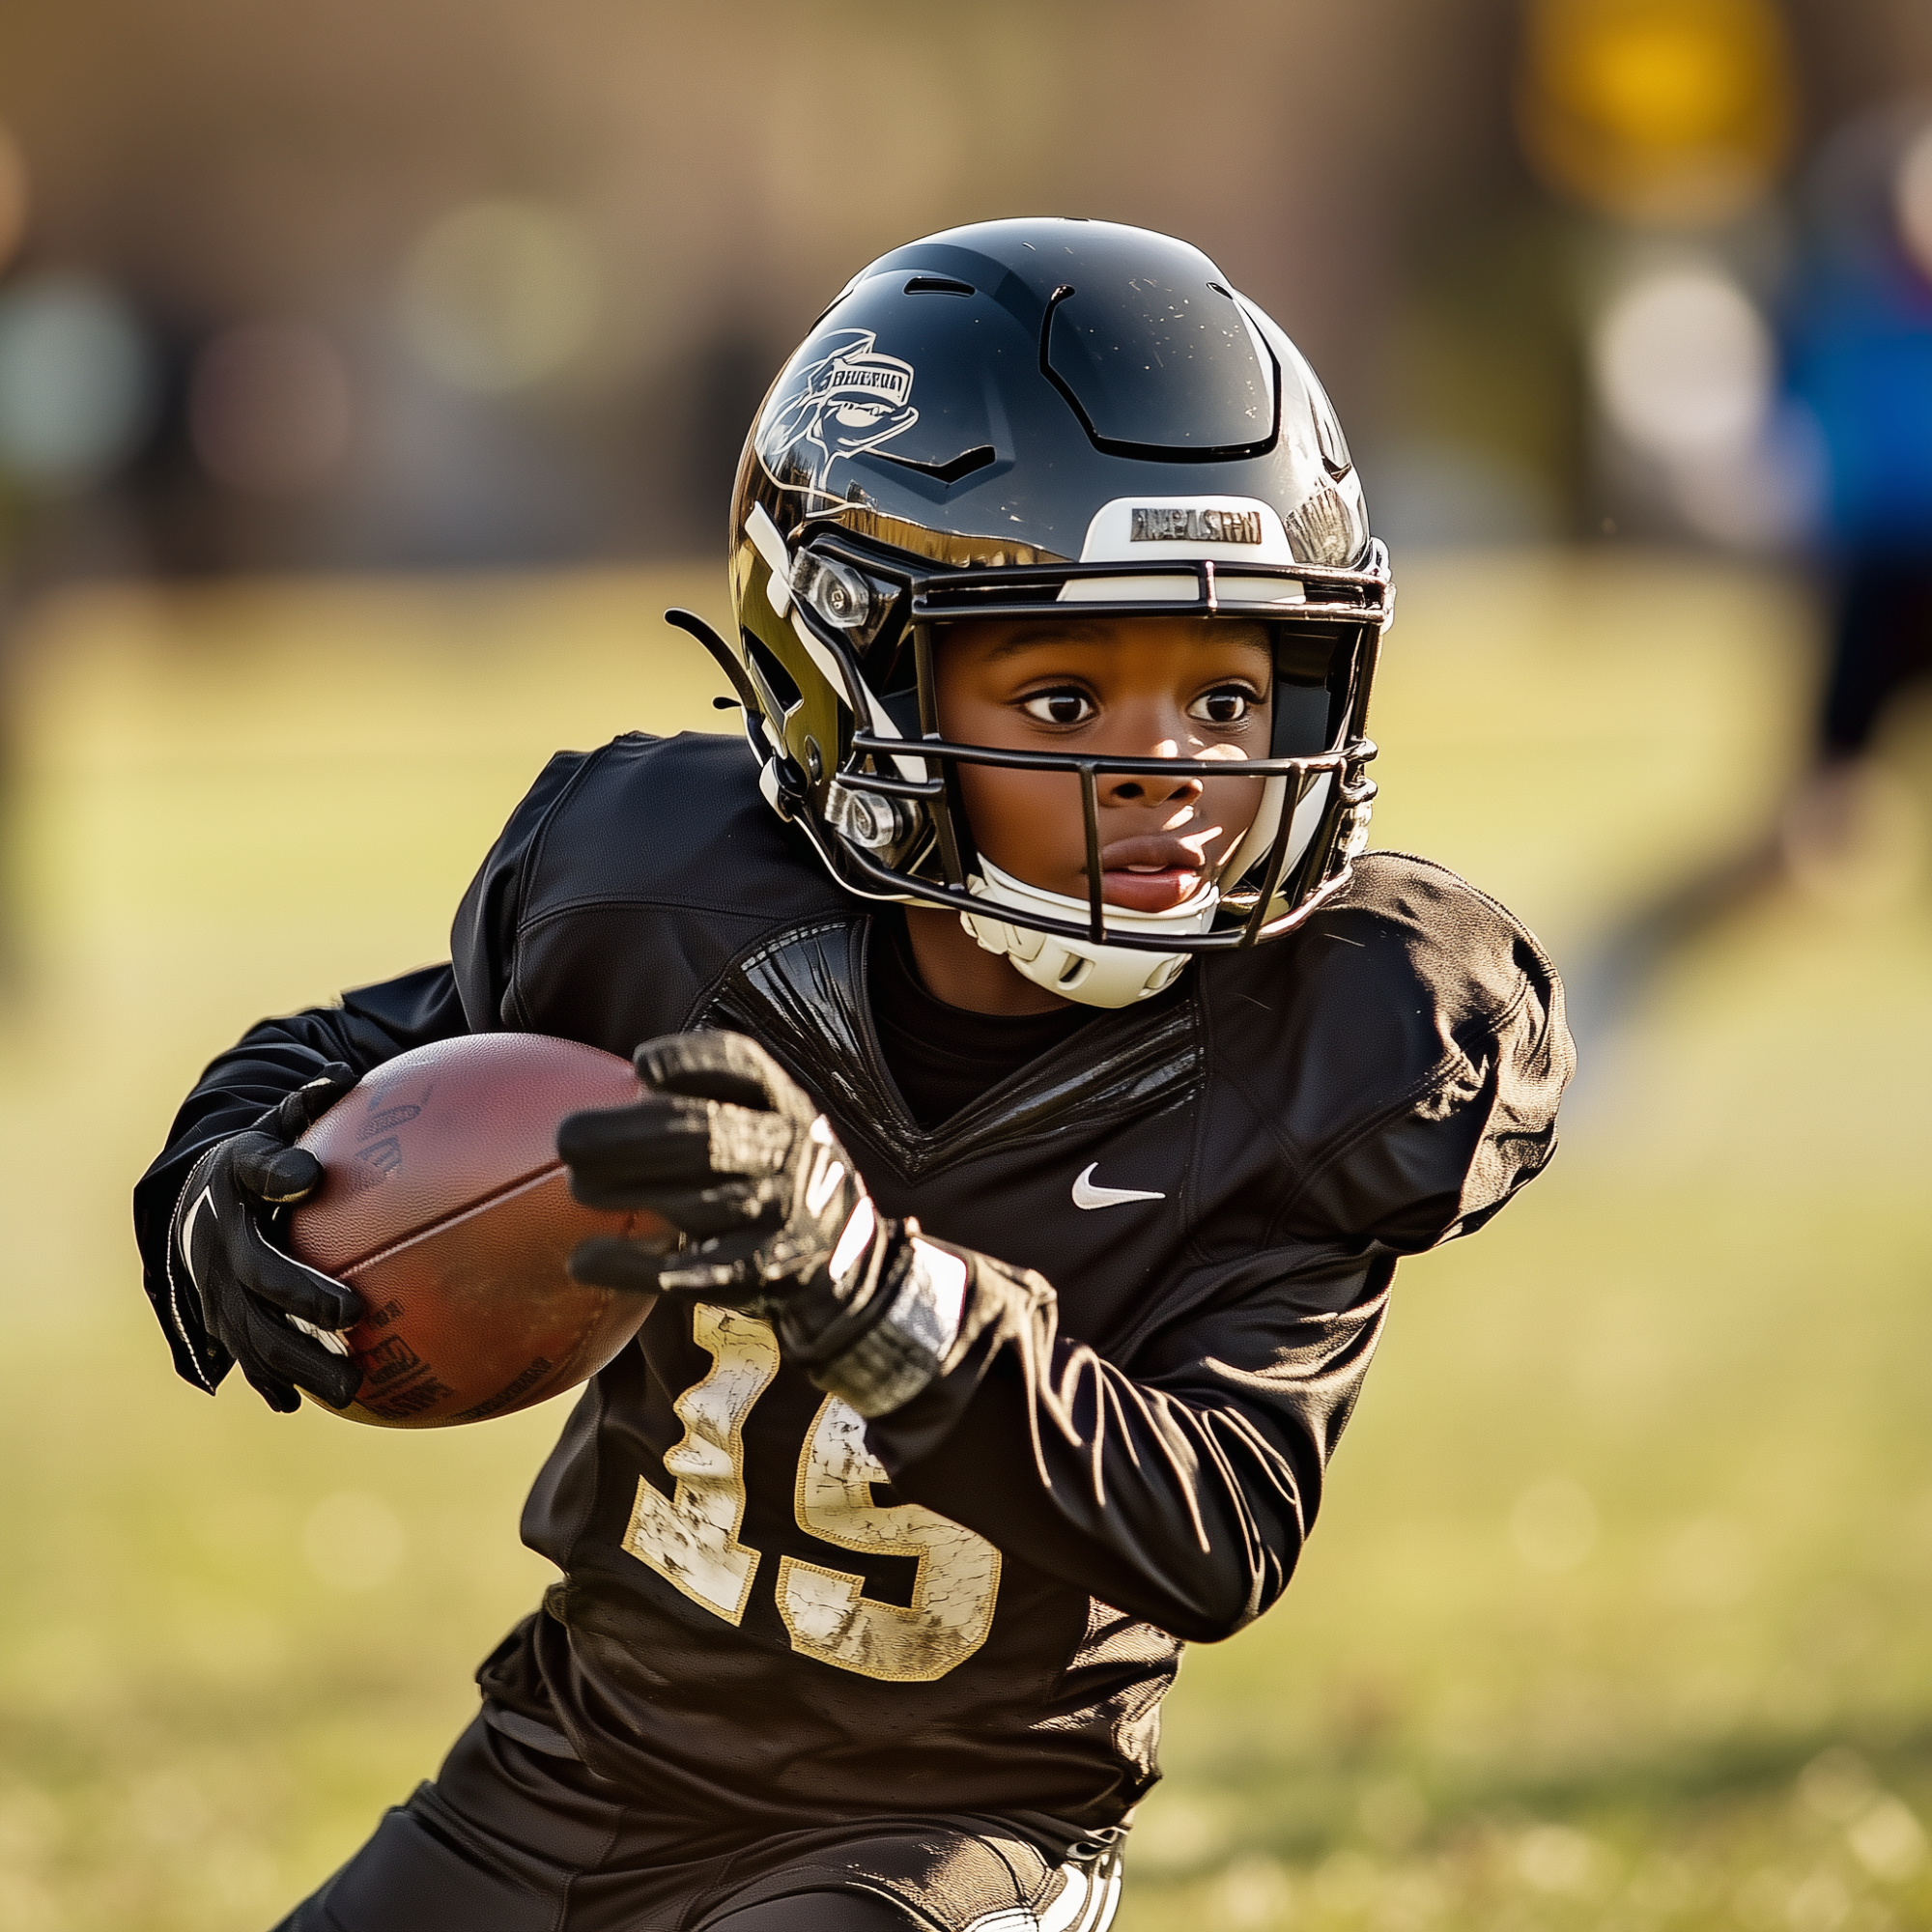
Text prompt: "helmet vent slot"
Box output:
[[904, 275, 975, 297], [868, 443, 997, 486]]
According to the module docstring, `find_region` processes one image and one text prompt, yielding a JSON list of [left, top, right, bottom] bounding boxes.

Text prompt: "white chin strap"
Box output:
[[954, 773, 1346, 1010], [958, 856, 1220, 1009]]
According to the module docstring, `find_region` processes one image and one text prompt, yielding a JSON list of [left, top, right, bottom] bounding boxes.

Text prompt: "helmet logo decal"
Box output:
[[1130, 506, 1264, 545], [758, 329, 919, 497]]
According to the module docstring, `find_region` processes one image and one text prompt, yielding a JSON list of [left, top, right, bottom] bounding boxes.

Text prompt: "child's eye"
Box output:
[[1020, 689, 1096, 727], [1188, 687, 1257, 725]]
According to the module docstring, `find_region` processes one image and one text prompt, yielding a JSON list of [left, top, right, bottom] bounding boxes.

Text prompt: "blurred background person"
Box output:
[[1540, 10, 1932, 1042], [1781, 103, 1932, 869]]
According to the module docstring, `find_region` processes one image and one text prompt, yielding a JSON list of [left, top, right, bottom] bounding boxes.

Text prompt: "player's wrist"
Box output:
[[779, 1214, 972, 1417]]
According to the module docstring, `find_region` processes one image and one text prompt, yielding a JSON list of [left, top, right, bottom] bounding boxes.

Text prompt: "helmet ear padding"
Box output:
[[1218, 774, 1337, 905], [1272, 682, 1335, 757], [875, 686, 923, 740]]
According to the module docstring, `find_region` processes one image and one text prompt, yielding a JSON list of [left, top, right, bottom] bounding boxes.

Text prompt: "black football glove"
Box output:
[[564, 1033, 984, 1417], [560, 1033, 872, 1308], [168, 1065, 366, 1413]]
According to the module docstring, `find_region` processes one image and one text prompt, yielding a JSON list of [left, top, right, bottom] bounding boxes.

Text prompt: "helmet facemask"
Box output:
[[691, 511, 1387, 1007]]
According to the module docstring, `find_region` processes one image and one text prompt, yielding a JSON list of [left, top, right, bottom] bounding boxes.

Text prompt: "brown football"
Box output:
[[285, 1032, 665, 1429]]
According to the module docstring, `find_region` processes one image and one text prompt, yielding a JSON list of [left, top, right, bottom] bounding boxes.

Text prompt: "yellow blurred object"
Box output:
[[0, 119, 28, 271], [1517, 0, 1796, 227]]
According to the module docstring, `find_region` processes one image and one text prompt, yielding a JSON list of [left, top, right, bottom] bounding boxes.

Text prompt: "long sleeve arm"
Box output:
[[855, 926, 1570, 1643], [867, 1253, 1382, 1644], [876, 1252, 1383, 1643], [129, 749, 591, 1389]]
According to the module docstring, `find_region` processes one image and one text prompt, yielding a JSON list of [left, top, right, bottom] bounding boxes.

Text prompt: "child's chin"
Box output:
[[1100, 869, 1204, 914]]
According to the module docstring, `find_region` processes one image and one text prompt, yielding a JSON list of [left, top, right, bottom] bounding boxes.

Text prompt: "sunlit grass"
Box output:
[[2, 553, 1929, 1930]]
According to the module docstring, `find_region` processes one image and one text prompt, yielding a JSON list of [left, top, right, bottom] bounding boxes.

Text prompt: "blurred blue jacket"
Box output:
[[1788, 257, 1932, 555]]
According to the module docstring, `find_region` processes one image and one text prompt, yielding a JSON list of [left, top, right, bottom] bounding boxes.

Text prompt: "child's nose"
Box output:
[[1102, 769, 1204, 809]]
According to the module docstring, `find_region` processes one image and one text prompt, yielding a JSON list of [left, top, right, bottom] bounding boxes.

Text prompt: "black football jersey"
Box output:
[[133, 731, 1571, 1839]]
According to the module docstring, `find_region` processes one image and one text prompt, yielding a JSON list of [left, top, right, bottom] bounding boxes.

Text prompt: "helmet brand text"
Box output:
[[1130, 507, 1264, 545]]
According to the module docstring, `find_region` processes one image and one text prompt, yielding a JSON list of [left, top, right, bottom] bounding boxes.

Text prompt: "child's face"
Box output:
[[935, 614, 1274, 915]]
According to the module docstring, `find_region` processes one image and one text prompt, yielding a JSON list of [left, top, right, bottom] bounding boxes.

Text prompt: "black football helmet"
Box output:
[[677, 217, 1391, 1008]]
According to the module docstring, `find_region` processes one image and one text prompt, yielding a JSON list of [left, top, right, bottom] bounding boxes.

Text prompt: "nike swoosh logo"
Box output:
[[1071, 1163, 1166, 1211]]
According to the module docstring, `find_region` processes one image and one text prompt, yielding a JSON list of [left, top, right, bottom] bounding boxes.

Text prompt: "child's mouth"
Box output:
[[1102, 867, 1204, 913], [1096, 838, 1209, 913]]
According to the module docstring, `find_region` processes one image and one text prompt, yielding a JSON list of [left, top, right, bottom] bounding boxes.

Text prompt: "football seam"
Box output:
[[326, 1161, 581, 1278]]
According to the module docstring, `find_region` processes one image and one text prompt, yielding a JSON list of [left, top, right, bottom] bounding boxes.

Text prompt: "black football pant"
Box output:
[[271, 1711, 1123, 1931]]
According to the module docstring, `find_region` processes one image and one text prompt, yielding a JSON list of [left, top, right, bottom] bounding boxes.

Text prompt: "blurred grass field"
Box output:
[[2, 553, 1931, 1931]]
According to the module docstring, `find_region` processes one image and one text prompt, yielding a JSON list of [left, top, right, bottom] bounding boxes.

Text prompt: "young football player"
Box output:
[[135, 218, 1572, 1931]]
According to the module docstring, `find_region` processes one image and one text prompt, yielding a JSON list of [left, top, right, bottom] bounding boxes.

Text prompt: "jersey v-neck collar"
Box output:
[[694, 912, 1202, 1185], [865, 908, 1095, 1131]]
